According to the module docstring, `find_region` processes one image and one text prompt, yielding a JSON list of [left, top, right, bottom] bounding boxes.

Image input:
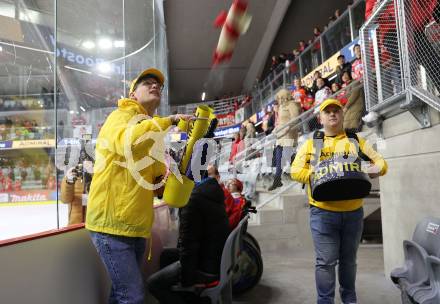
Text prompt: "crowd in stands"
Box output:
[[289, 43, 364, 130], [229, 44, 365, 191], [0, 157, 56, 192], [268, 1, 356, 79], [0, 117, 54, 141]]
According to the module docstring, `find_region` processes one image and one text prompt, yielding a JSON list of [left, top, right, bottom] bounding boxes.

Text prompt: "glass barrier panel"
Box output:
[[321, 13, 352, 61], [0, 0, 58, 240], [351, 0, 366, 38]]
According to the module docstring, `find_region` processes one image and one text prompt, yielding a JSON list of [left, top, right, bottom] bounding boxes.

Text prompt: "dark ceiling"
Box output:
[[265, 0, 350, 75], [165, 0, 280, 105], [165, 0, 352, 106]]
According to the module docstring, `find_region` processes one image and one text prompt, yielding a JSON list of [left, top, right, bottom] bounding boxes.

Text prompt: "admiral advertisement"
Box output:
[[302, 38, 360, 88]]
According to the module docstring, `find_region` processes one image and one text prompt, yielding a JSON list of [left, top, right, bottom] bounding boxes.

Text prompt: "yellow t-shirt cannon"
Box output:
[[163, 105, 217, 208]]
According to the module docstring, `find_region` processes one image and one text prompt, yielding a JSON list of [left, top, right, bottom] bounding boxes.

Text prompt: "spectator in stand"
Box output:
[[269, 89, 301, 191], [336, 55, 352, 85], [46, 175, 56, 190], [298, 40, 308, 53], [341, 71, 353, 89], [225, 178, 247, 229], [331, 82, 341, 94], [229, 128, 246, 164], [263, 105, 276, 136], [343, 76, 365, 133], [312, 27, 322, 67], [365, 0, 382, 20], [278, 53, 288, 66], [291, 78, 309, 110], [337, 71, 353, 106], [314, 78, 333, 107], [311, 71, 330, 96], [299, 40, 311, 74], [351, 44, 364, 81], [288, 49, 301, 77], [244, 121, 257, 160], [270, 55, 279, 73], [313, 27, 321, 38]]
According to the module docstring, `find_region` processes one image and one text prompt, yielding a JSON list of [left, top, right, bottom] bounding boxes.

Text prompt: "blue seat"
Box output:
[[391, 217, 440, 302]]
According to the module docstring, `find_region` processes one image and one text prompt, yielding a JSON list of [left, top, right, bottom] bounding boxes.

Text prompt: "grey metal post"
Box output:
[[371, 26, 384, 104], [299, 56, 304, 79], [348, 4, 356, 40], [320, 36, 325, 63], [395, 0, 410, 93], [283, 66, 287, 86]]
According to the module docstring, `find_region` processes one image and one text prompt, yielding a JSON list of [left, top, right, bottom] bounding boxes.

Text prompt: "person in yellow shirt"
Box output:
[[291, 99, 387, 304], [86, 68, 191, 304]]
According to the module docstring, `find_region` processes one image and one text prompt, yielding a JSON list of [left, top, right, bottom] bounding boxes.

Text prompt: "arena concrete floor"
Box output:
[[233, 245, 401, 304]]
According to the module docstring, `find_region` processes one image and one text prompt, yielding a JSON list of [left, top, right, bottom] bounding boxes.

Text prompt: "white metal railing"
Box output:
[[221, 80, 365, 171], [172, 95, 249, 115], [255, 0, 366, 92]]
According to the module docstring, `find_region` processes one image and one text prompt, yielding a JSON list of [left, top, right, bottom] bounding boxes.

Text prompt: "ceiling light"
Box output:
[[114, 40, 125, 48], [201, 92, 206, 101], [82, 40, 95, 49], [80, 106, 86, 112], [98, 38, 112, 49], [69, 110, 75, 114], [97, 62, 112, 73], [0, 46, 3, 52]]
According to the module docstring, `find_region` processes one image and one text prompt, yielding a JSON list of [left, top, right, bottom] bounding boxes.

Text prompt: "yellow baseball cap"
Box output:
[[319, 99, 343, 112], [129, 68, 165, 94]]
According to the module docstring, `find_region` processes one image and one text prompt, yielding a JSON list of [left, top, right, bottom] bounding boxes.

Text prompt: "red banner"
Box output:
[[217, 112, 236, 128]]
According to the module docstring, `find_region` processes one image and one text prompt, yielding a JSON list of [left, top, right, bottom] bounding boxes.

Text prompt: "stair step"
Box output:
[[248, 223, 298, 240], [257, 237, 301, 252], [257, 208, 284, 224]]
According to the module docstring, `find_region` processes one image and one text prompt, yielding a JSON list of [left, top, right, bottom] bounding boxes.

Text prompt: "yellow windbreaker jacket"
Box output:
[[291, 132, 388, 212], [86, 98, 172, 238]]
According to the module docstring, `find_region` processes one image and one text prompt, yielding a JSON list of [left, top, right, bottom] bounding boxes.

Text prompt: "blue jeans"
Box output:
[[274, 145, 295, 182], [309, 206, 364, 304], [90, 232, 147, 304]]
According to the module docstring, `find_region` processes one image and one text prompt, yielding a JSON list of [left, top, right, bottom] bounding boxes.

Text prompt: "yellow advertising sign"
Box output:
[[301, 52, 341, 88], [12, 139, 55, 149]]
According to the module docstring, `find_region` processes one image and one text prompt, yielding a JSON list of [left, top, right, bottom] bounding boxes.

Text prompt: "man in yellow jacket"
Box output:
[[291, 99, 387, 304], [86, 68, 191, 304]]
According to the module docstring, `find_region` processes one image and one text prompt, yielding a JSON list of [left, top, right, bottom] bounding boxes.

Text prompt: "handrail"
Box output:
[[173, 95, 249, 115], [230, 80, 364, 168]]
